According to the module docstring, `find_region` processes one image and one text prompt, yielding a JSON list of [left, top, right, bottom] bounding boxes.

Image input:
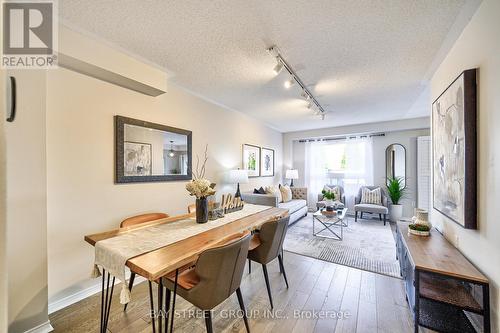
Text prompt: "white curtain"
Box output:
[[304, 140, 329, 209], [304, 137, 374, 211], [343, 137, 374, 210]]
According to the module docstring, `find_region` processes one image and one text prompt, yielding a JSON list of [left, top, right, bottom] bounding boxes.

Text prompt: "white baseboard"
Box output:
[[24, 320, 53, 333], [48, 273, 146, 314]]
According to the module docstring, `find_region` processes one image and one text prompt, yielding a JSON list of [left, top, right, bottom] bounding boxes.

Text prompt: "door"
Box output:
[[417, 136, 431, 211], [0, 68, 8, 333], [4, 70, 50, 333]]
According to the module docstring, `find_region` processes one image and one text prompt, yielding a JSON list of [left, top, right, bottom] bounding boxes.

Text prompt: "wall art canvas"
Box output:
[[124, 141, 152, 176], [261, 147, 275, 177], [243, 144, 260, 177], [432, 69, 477, 229]]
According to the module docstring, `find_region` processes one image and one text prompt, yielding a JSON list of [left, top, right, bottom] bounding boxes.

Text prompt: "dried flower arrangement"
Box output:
[[185, 145, 216, 199]]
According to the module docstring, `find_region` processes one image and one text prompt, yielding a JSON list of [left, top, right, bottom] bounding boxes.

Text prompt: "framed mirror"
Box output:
[[386, 143, 406, 188], [115, 116, 192, 183]]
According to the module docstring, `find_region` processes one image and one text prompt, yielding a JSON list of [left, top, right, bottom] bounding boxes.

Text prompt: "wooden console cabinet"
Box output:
[[396, 222, 490, 333]]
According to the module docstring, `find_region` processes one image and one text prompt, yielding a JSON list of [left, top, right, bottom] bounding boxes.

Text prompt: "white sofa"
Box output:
[[241, 187, 308, 225]]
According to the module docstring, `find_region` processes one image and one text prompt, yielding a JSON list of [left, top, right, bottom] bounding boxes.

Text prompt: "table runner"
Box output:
[[92, 204, 272, 304]]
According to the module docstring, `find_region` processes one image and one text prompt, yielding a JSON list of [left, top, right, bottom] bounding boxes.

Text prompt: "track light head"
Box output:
[[284, 77, 295, 89], [273, 59, 283, 75], [267, 45, 325, 121]]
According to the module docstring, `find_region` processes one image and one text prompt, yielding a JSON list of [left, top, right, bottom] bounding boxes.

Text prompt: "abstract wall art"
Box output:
[[432, 68, 477, 229]]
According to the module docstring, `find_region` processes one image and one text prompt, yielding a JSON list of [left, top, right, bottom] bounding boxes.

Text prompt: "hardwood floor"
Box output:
[[50, 252, 433, 332]]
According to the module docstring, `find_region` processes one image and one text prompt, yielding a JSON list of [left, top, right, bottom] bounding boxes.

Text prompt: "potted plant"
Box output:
[[321, 189, 336, 211], [386, 177, 407, 222], [186, 145, 216, 223]]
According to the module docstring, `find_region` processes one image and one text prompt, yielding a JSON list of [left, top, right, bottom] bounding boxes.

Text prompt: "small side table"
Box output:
[[312, 208, 348, 240]]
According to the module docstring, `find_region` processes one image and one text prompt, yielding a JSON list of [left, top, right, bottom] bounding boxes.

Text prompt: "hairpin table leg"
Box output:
[[169, 269, 179, 333], [100, 269, 115, 333]]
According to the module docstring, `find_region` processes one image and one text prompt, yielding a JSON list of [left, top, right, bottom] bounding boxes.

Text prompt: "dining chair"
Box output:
[[120, 212, 169, 228], [247, 215, 290, 309], [161, 230, 252, 333], [119, 212, 169, 311]]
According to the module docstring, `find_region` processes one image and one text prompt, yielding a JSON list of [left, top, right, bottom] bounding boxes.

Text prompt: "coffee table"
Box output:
[[312, 208, 348, 240]]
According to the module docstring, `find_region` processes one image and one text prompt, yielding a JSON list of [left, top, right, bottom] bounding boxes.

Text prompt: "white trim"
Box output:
[[23, 321, 53, 333], [48, 274, 146, 314]]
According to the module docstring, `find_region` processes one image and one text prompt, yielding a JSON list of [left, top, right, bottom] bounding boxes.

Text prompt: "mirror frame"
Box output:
[[385, 143, 406, 188], [115, 115, 192, 183]]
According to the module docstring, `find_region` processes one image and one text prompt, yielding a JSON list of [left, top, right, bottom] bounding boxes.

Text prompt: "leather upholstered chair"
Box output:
[[247, 215, 290, 309], [161, 230, 252, 333]]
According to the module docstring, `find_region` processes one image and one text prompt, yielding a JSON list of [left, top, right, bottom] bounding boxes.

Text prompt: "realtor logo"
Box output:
[[2, 1, 58, 68]]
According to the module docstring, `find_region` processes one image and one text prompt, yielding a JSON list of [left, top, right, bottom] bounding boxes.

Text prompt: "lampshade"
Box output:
[[225, 169, 249, 184], [286, 169, 299, 180]]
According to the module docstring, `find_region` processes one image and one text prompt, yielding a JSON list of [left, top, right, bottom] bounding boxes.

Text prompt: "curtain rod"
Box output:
[[297, 133, 385, 143]]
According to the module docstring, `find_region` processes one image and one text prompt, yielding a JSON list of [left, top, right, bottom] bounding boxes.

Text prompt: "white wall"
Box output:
[[46, 35, 283, 304], [430, 0, 500, 330], [6, 70, 49, 333], [288, 126, 430, 217]]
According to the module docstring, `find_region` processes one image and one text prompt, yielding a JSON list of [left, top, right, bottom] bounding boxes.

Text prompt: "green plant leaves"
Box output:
[[386, 176, 407, 205]]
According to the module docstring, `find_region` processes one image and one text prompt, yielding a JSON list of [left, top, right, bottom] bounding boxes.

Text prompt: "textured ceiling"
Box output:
[[60, 0, 469, 132]]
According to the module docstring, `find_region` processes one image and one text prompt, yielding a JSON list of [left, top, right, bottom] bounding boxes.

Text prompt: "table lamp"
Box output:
[[286, 169, 299, 187], [226, 169, 249, 197]]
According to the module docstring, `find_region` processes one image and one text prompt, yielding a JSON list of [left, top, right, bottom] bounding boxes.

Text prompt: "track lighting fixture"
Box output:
[[273, 59, 283, 75], [284, 77, 295, 89], [267, 45, 326, 120]]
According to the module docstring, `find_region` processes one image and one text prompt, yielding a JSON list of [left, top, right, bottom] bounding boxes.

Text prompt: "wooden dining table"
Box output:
[[84, 206, 288, 333]]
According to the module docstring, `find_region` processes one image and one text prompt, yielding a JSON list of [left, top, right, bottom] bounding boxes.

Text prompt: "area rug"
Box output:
[[283, 213, 401, 278]]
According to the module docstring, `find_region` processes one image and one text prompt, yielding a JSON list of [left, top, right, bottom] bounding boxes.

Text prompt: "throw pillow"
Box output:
[[280, 185, 293, 203], [265, 185, 283, 203], [323, 185, 340, 200], [253, 188, 260, 194], [258, 186, 266, 194], [361, 187, 382, 205]]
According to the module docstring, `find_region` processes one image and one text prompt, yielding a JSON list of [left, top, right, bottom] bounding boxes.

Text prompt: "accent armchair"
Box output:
[[354, 186, 389, 225], [316, 185, 346, 210]]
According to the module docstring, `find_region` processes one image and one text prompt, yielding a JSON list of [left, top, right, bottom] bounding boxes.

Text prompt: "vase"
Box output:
[[196, 197, 208, 223], [413, 209, 432, 229], [325, 199, 334, 211], [390, 204, 403, 222]]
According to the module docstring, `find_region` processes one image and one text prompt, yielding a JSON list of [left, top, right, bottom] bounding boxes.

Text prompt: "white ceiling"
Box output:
[[60, 0, 473, 132]]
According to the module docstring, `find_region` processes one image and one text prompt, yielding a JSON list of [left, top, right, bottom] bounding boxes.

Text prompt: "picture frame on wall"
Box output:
[[261, 147, 275, 177], [432, 68, 477, 229], [242, 144, 260, 177], [124, 141, 152, 176]]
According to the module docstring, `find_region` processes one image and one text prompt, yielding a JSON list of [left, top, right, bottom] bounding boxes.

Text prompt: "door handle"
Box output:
[[6, 76, 16, 122]]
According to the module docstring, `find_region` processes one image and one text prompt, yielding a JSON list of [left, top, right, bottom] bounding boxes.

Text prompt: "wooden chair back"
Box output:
[[120, 212, 169, 228]]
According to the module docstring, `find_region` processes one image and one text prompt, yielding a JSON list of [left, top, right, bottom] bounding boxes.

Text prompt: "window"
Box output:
[[304, 138, 373, 209]]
